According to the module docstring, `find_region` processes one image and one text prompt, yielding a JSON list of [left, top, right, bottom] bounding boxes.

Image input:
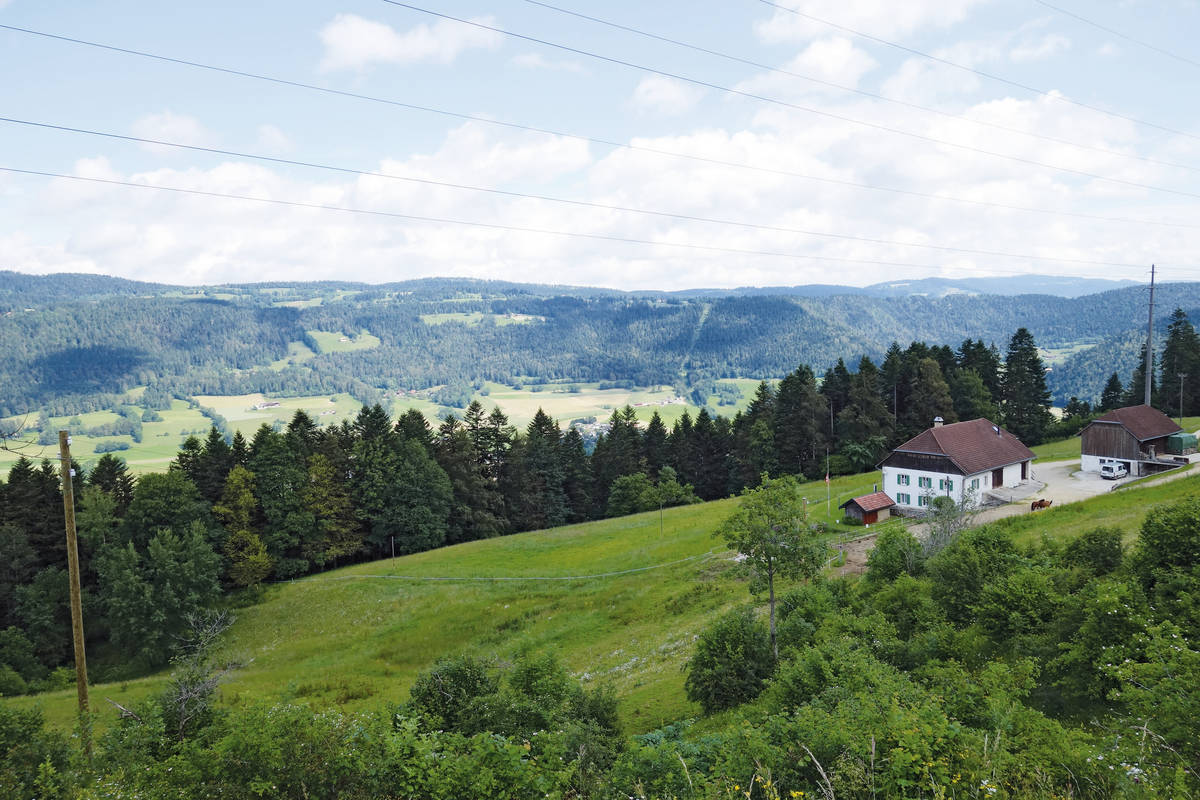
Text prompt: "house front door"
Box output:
[[991, 468, 1004, 487]]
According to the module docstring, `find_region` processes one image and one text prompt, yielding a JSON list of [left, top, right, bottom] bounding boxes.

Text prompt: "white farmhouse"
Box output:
[[878, 417, 1035, 511]]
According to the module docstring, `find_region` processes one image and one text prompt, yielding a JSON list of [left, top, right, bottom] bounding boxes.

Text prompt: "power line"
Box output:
[[3, 24, 1196, 232], [2, 116, 1163, 269], [0, 165, 984, 271], [521, 0, 1200, 174], [379, 2, 1200, 199], [752, 0, 1200, 143], [9, 165, 1189, 277], [1032, 0, 1200, 70], [10, 165, 1198, 280]]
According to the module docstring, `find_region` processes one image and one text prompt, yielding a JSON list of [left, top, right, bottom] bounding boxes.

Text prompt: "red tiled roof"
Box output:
[[1087, 405, 1182, 442], [892, 417, 1035, 475], [840, 491, 896, 513]]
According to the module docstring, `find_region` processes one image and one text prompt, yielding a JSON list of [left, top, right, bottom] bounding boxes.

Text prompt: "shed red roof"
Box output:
[[839, 491, 896, 513], [891, 417, 1035, 475], [1087, 405, 1182, 442]]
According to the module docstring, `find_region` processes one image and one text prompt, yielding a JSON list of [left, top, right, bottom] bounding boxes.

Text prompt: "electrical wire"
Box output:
[[752, 0, 1200, 143], [2, 23, 1195, 231], [9, 165, 1187, 276], [1032, 0, 1200, 70], [521, 0, 1199, 174], [377, 2, 1200, 199], [2, 115, 1166, 268]]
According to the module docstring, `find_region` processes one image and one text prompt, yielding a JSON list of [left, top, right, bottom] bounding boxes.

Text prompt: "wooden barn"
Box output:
[[839, 491, 896, 524], [1079, 404, 1183, 476]]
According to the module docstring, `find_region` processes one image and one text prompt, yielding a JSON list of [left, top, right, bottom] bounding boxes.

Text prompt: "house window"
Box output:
[[896, 474, 910, 486], [971, 478, 980, 490], [896, 493, 911, 504], [918, 495, 930, 507], [918, 476, 932, 489], [939, 478, 954, 491]]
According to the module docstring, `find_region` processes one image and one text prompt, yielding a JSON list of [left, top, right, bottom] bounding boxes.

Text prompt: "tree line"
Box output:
[[1, 325, 1064, 687]]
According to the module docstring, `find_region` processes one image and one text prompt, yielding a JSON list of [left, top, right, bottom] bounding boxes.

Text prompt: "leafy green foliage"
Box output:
[[685, 608, 774, 714]]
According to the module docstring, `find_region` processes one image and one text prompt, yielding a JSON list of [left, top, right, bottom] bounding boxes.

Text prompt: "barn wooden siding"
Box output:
[[1081, 423, 1140, 460], [879, 452, 964, 474]]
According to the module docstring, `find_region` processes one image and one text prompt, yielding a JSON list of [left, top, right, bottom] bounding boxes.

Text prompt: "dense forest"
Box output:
[[3, 273, 1199, 418]]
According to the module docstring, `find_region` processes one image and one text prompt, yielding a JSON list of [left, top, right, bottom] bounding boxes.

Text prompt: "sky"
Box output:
[[1, 0, 1198, 291]]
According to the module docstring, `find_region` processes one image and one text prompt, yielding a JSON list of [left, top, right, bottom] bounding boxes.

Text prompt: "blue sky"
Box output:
[[1, 0, 1198, 289]]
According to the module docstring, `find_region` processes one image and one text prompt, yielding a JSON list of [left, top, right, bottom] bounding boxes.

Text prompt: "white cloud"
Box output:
[[130, 112, 212, 155], [630, 76, 705, 116], [736, 37, 877, 99], [511, 52, 587, 74], [754, 0, 987, 43], [1098, 42, 1121, 57], [1010, 33, 1071, 63], [317, 13, 501, 72], [256, 124, 293, 153]]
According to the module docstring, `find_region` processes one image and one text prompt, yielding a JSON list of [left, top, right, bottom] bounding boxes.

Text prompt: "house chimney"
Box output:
[[933, 416, 944, 428]]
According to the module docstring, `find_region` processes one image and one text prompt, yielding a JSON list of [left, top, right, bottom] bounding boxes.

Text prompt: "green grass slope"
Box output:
[[12, 469, 1200, 738]]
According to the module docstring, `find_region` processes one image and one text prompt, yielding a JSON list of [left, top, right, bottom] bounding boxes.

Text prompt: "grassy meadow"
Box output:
[[8, 465, 1200, 737]]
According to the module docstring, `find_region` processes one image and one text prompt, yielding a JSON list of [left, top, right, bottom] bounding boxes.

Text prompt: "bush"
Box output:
[[865, 527, 924, 583], [1062, 526, 1124, 575], [0, 706, 69, 798], [685, 608, 774, 713], [407, 653, 500, 733]]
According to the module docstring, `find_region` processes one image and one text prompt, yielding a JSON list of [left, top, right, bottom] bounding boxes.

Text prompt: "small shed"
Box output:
[[839, 491, 896, 524]]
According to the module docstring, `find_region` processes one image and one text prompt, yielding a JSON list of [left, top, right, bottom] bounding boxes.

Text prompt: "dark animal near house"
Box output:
[[1030, 499, 1053, 511]]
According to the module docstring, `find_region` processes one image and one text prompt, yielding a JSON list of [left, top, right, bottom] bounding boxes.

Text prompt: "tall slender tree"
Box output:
[[1001, 328, 1052, 445]]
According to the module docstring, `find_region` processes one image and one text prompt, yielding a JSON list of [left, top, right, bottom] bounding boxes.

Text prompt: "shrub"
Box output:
[[865, 527, 924, 583], [1062, 526, 1124, 575], [684, 608, 774, 713]]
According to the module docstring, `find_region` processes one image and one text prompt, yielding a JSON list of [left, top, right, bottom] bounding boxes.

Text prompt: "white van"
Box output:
[[1100, 463, 1128, 480]]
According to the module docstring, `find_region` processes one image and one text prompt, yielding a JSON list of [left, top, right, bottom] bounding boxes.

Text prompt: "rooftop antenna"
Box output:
[[1145, 264, 1156, 407]]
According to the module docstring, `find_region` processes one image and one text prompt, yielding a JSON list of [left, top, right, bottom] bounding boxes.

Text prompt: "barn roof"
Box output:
[[839, 491, 896, 513], [887, 417, 1035, 475], [1085, 405, 1182, 442]]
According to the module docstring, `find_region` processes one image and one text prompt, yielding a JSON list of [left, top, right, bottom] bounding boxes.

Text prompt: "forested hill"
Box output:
[[0, 272, 1190, 416]]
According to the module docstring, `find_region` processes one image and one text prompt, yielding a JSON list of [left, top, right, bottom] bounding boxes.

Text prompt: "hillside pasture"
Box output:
[[194, 392, 363, 437], [305, 329, 381, 354]]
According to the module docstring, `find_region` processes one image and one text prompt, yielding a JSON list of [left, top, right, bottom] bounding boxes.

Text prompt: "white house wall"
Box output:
[[883, 461, 1031, 510], [1002, 463, 1023, 487], [883, 465, 974, 509]]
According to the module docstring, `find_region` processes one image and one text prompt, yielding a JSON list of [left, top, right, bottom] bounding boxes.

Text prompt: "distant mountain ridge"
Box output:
[[0, 270, 1180, 417], [0, 270, 1142, 305]]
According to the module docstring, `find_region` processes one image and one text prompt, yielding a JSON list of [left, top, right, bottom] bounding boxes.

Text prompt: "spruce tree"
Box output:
[[1159, 308, 1200, 417], [1099, 373, 1124, 412], [1001, 328, 1052, 445]]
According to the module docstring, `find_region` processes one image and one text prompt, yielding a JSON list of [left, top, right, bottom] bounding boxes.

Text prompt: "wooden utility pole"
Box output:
[[1145, 264, 1156, 407], [57, 431, 91, 755]]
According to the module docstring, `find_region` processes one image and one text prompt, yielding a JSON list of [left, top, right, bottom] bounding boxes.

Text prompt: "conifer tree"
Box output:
[[1159, 308, 1200, 417], [1001, 327, 1052, 445], [773, 365, 825, 478], [1099, 373, 1124, 412]]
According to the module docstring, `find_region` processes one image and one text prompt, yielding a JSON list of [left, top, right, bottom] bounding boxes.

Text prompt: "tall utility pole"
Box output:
[[1179, 373, 1188, 427], [57, 431, 91, 755], [1145, 264, 1156, 407]]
